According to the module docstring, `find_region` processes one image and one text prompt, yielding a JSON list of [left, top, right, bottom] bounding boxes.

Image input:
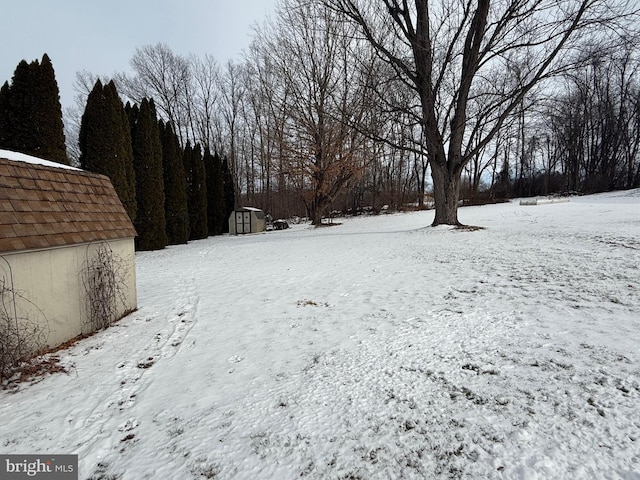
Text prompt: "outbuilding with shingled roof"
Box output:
[[0, 150, 137, 350]]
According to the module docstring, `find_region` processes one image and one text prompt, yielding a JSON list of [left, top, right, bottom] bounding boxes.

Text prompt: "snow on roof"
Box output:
[[237, 206, 264, 212], [0, 149, 81, 171]]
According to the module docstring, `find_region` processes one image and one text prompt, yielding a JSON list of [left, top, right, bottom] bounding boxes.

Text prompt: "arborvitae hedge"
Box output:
[[160, 120, 189, 245], [182, 141, 194, 241], [184, 142, 208, 240], [205, 148, 225, 235], [222, 156, 236, 233], [131, 98, 167, 251], [0, 55, 68, 164], [79, 80, 136, 221]]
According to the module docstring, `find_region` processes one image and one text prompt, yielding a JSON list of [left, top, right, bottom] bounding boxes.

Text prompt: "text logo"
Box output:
[[1, 455, 77, 479]]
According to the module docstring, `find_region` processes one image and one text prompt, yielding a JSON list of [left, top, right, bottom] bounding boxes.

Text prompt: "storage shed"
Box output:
[[0, 150, 137, 352], [229, 207, 266, 235]]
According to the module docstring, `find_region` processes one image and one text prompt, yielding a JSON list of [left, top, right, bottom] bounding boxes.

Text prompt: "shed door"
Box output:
[[235, 211, 252, 234]]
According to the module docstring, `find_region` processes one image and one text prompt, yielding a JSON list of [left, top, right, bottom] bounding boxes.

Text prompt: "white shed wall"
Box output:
[[229, 209, 266, 235], [0, 238, 137, 349]]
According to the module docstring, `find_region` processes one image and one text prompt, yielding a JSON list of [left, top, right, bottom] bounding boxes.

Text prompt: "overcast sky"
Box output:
[[0, 0, 278, 111]]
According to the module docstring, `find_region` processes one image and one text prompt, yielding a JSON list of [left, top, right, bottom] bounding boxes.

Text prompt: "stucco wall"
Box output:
[[0, 238, 137, 350]]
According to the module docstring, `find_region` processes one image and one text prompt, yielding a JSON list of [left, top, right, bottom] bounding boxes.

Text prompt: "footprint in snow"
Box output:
[[118, 417, 139, 433], [228, 355, 243, 364]]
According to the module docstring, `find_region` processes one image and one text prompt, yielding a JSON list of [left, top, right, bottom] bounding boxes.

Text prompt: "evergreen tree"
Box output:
[[0, 82, 11, 148], [160, 120, 189, 244], [182, 141, 194, 241], [222, 156, 236, 233], [36, 54, 68, 164], [0, 55, 68, 164], [492, 158, 511, 199], [183, 142, 208, 240], [204, 148, 225, 235], [123, 101, 139, 221], [124, 101, 138, 130], [3, 60, 34, 154], [117, 97, 137, 223], [131, 98, 167, 250], [79, 80, 136, 221]]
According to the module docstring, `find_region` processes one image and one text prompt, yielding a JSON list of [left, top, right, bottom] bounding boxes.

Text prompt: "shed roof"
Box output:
[[0, 153, 136, 254], [235, 206, 264, 213]]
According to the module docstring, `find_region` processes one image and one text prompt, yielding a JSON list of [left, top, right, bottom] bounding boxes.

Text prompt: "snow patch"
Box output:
[[0, 148, 81, 171]]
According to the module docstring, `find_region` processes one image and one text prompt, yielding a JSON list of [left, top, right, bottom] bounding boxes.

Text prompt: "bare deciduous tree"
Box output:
[[326, 0, 639, 225], [65, 70, 104, 165], [116, 43, 193, 146], [218, 61, 246, 198], [253, 0, 378, 225], [546, 41, 640, 192], [190, 54, 222, 151]]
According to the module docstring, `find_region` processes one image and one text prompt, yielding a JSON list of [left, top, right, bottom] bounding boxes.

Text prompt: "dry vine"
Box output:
[[82, 242, 129, 332], [0, 258, 49, 383]]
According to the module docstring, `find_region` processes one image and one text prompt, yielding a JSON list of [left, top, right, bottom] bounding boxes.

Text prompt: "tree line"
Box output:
[[468, 40, 640, 201], [79, 80, 236, 250], [3, 1, 640, 230], [66, 0, 635, 224], [0, 57, 235, 251]]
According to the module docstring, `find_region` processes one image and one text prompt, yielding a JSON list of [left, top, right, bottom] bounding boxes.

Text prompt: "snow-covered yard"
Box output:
[[1, 191, 639, 479]]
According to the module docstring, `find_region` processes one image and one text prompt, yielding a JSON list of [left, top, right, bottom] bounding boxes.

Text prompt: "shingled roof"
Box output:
[[0, 154, 136, 254]]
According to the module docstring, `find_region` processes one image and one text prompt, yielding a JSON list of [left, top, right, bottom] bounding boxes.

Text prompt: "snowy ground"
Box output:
[[1, 191, 639, 479]]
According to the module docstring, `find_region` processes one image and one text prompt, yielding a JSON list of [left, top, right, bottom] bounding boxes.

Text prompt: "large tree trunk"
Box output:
[[310, 189, 333, 226], [430, 162, 461, 226], [309, 199, 324, 226], [309, 200, 320, 226]]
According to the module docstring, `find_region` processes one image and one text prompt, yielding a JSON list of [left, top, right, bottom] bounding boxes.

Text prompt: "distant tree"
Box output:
[[115, 43, 193, 146], [254, 0, 373, 225], [160, 120, 189, 244], [326, 0, 639, 225], [191, 54, 222, 149], [222, 156, 236, 232], [0, 55, 68, 164], [130, 98, 167, 250], [79, 80, 137, 221], [219, 61, 246, 199], [114, 44, 229, 151], [545, 46, 640, 193], [205, 149, 225, 235], [183, 142, 208, 240], [64, 70, 103, 165]]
